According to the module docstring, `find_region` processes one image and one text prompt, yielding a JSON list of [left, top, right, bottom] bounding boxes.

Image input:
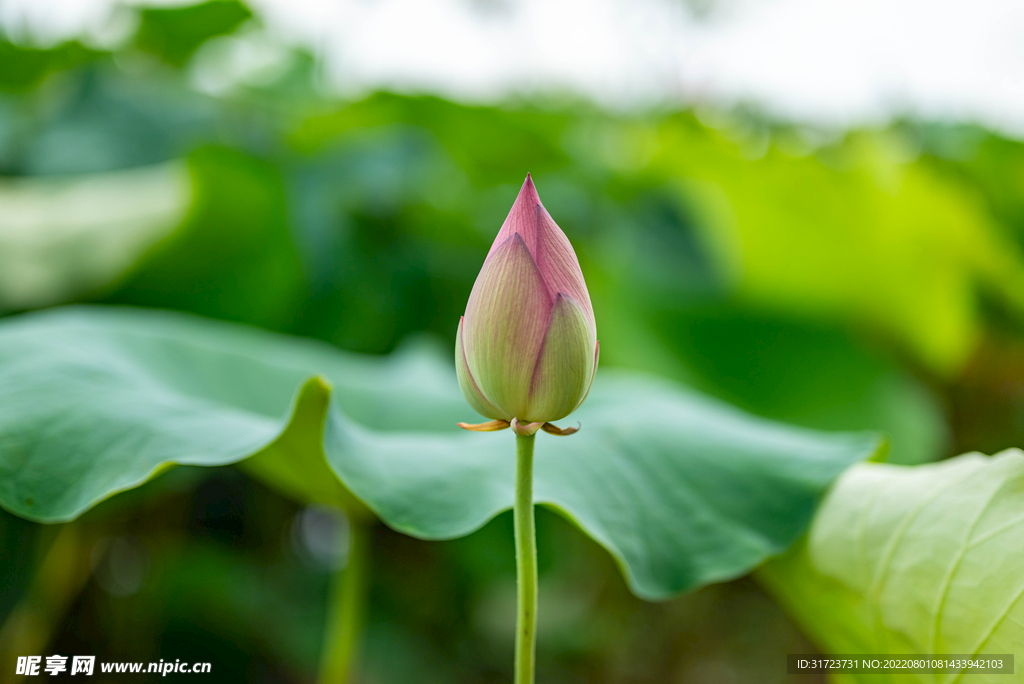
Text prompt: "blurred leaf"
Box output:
[[759, 449, 1024, 677], [0, 38, 101, 93], [653, 122, 1024, 374], [105, 147, 305, 329], [284, 124, 484, 352], [292, 93, 573, 186], [915, 123, 1024, 250], [0, 306, 880, 600], [158, 542, 326, 676], [587, 180, 946, 464], [16, 68, 222, 175], [606, 303, 947, 465], [0, 161, 191, 311], [134, 0, 253, 68]]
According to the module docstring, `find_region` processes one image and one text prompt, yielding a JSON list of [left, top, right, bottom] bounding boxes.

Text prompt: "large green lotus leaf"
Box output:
[[0, 306, 463, 522], [0, 306, 880, 599], [759, 450, 1024, 683], [326, 374, 881, 599]]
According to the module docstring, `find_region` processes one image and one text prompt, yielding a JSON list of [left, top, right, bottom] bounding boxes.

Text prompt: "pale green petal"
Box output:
[[455, 317, 507, 420], [523, 293, 596, 423], [572, 340, 600, 413]]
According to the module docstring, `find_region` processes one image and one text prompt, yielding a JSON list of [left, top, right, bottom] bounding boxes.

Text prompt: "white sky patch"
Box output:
[[3, 0, 1024, 137]]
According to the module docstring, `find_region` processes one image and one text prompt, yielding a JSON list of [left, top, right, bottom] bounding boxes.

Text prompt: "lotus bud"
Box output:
[[456, 175, 599, 433]]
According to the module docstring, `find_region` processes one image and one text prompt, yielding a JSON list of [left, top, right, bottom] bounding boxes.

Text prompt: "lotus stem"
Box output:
[[318, 517, 369, 684], [514, 432, 538, 684]]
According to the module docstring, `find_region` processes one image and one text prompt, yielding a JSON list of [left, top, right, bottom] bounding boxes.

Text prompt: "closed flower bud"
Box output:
[[456, 175, 599, 426]]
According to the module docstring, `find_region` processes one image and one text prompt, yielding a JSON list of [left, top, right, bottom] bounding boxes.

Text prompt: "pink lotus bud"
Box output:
[[456, 175, 599, 425]]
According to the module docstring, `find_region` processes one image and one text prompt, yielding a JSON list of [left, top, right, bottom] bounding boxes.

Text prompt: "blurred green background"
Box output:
[[2, 1, 1024, 682]]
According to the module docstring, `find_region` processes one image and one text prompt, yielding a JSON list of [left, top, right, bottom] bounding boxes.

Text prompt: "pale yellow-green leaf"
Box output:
[[760, 449, 1024, 684]]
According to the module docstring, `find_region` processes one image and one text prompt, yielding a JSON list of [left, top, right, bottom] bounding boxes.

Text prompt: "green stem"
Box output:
[[514, 433, 538, 684], [318, 516, 370, 684]]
